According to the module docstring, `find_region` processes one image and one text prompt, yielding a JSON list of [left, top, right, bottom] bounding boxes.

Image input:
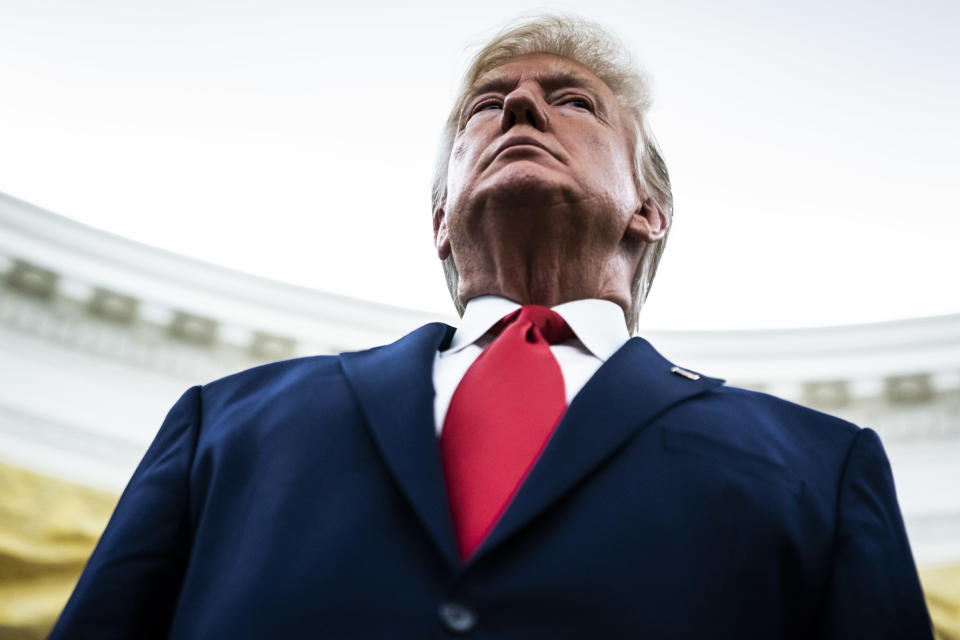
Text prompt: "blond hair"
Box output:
[[432, 15, 672, 333]]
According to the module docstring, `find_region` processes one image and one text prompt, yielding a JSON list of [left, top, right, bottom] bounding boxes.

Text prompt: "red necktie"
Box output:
[[441, 305, 574, 560]]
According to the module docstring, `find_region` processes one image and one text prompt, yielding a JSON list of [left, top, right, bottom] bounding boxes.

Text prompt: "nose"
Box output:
[[500, 86, 548, 132]]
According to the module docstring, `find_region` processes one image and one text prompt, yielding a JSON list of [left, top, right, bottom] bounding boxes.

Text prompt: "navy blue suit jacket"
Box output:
[[52, 323, 932, 638]]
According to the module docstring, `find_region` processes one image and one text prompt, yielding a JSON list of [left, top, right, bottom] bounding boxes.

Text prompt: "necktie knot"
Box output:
[[493, 305, 574, 345]]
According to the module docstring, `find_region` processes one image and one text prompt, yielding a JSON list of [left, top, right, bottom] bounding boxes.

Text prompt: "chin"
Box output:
[[480, 162, 575, 207]]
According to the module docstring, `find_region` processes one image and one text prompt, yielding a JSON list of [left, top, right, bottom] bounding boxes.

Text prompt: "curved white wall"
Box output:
[[1, 190, 957, 563]]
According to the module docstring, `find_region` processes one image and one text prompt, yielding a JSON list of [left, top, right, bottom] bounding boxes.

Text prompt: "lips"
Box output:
[[494, 136, 554, 160]]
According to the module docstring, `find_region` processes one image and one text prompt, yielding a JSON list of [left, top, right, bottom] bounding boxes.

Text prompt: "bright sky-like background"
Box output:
[[1, 0, 957, 330]]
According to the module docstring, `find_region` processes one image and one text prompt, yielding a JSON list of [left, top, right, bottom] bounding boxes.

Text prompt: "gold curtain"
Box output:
[[1, 461, 957, 639], [0, 462, 117, 639], [926, 564, 960, 640]]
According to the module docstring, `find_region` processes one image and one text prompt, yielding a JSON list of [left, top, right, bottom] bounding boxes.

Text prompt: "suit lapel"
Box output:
[[473, 336, 725, 562], [340, 327, 724, 570], [339, 322, 460, 569]]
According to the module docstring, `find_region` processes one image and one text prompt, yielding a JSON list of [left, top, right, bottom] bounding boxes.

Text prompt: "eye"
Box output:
[[561, 97, 593, 111], [471, 99, 503, 115]]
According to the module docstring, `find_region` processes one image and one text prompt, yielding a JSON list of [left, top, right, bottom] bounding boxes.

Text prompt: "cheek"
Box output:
[[445, 147, 466, 197], [451, 136, 469, 163], [593, 139, 640, 206], [446, 134, 484, 197]]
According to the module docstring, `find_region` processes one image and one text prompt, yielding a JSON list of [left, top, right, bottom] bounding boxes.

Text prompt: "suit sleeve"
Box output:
[[820, 427, 934, 639], [49, 386, 202, 639]]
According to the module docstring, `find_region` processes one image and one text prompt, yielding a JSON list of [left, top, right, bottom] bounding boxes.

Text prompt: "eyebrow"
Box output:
[[465, 69, 604, 103]]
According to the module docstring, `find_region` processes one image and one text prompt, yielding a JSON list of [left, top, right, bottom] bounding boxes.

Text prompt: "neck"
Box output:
[[454, 239, 635, 312]]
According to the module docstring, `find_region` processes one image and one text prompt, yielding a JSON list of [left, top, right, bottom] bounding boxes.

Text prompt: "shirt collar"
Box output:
[[441, 295, 630, 361]]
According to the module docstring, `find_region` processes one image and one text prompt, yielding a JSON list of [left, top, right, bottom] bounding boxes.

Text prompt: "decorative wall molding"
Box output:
[[5, 260, 958, 444], [0, 192, 448, 353], [1, 276, 265, 383]]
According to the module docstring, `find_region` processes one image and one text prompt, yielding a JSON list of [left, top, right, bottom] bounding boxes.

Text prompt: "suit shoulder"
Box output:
[[715, 384, 860, 432], [680, 382, 865, 456], [201, 354, 344, 404]]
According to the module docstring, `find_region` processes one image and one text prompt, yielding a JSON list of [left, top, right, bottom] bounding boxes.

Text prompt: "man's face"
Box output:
[[439, 53, 641, 257]]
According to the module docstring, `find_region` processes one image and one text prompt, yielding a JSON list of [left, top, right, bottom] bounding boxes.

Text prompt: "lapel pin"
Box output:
[[671, 366, 701, 381]]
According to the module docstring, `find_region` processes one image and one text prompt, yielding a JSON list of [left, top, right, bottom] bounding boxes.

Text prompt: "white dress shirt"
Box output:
[[432, 295, 631, 436]]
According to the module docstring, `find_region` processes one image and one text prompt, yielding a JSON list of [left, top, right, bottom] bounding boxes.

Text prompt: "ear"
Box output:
[[433, 206, 451, 260], [625, 196, 668, 243]]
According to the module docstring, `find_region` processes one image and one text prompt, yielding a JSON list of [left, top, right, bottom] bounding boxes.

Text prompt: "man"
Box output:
[[52, 15, 932, 639]]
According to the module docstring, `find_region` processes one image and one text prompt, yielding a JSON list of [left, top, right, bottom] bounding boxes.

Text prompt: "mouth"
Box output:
[[493, 136, 555, 161]]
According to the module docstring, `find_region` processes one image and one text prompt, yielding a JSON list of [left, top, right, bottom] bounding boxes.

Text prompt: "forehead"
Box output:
[[468, 53, 614, 99]]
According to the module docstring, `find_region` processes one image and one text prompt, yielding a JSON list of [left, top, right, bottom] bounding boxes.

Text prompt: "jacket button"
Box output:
[[438, 601, 478, 634]]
